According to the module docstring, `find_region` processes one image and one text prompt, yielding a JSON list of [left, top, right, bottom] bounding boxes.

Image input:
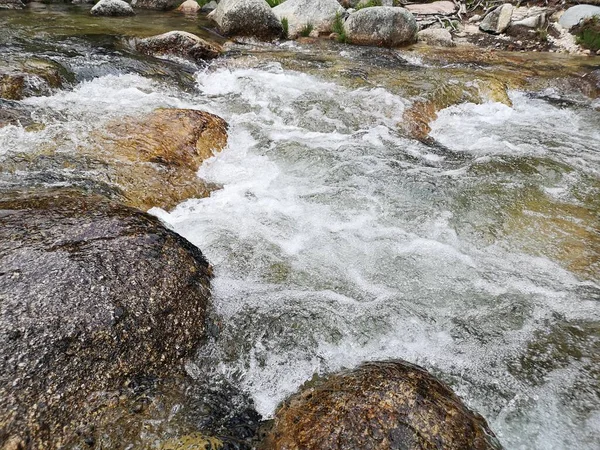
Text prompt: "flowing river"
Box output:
[[1, 5, 599, 450]]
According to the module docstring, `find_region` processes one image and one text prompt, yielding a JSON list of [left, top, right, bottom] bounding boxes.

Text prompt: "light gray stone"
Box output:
[[559, 5, 600, 30], [405, 1, 456, 16], [479, 4, 514, 34], [272, 0, 345, 38], [208, 0, 283, 40], [201, 0, 218, 12], [131, 0, 183, 10], [91, 0, 136, 17], [345, 6, 417, 47], [418, 27, 455, 47], [177, 0, 200, 13]]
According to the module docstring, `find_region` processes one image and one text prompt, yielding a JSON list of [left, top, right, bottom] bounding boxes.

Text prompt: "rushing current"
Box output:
[[1, 7, 599, 449]]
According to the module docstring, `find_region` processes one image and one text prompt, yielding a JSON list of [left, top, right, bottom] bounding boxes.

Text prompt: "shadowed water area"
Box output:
[[1, 4, 599, 449]]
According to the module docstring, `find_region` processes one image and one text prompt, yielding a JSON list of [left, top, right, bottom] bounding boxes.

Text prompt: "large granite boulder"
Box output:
[[272, 0, 345, 38], [208, 0, 283, 40], [90, 0, 136, 16], [133, 31, 222, 62], [0, 189, 213, 448], [479, 4, 514, 34], [559, 4, 600, 30], [262, 360, 503, 450], [345, 6, 417, 47]]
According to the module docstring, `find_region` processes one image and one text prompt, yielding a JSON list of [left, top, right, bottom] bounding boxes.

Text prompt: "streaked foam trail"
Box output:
[[150, 66, 600, 449]]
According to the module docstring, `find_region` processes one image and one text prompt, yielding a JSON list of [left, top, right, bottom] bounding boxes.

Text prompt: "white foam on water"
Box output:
[[150, 68, 600, 449], [2, 63, 598, 449]]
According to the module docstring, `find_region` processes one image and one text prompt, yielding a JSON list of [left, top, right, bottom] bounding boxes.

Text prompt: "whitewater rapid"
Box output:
[[2, 64, 598, 449]]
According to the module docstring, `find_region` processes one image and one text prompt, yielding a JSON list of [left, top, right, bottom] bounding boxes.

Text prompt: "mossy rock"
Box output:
[[262, 360, 502, 450]]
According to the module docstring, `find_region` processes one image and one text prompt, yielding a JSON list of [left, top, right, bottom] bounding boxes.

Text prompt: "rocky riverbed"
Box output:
[[1, 2, 599, 449]]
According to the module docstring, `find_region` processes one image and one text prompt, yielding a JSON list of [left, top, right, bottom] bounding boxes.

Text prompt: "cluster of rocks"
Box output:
[[5, 0, 599, 54], [458, 3, 600, 54]]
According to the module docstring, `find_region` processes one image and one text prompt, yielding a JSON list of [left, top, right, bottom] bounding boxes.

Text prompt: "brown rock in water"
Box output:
[[134, 31, 223, 63], [0, 188, 213, 448], [94, 108, 228, 210], [0, 59, 66, 101], [262, 360, 502, 450]]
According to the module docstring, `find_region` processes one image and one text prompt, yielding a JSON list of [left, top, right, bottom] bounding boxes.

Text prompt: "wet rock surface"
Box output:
[[0, 100, 35, 129], [0, 188, 213, 448], [0, 58, 68, 101], [262, 360, 503, 450], [0, 108, 228, 211], [134, 31, 223, 62]]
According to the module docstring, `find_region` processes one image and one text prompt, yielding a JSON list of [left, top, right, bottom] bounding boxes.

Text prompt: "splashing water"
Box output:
[[2, 46, 599, 448], [148, 66, 600, 449]]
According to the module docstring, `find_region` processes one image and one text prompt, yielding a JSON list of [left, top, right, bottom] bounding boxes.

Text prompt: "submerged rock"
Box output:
[[208, 0, 284, 40], [96, 108, 228, 210], [90, 0, 136, 16], [345, 7, 417, 47], [272, 0, 345, 38], [134, 31, 223, 62], [480, 4, 514, 34], [0, 100, 35, 129], [262, 360, 502, 450], [0, 108, 228, 211], [0, 188, 213, 448], [0, 59, 66, 101]]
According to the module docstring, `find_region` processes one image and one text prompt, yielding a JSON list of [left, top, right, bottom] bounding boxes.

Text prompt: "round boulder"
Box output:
[[208, 0, 284, 40], [263, 360, 503, 450], [345, 6, 417, 47], [559, 4, 600, 30], [134, 31, 222, 62], [90, 0, 136, 16], [177, 0, 200, 13], [272, 0, 345, 38], [0, 189, 213, 447]]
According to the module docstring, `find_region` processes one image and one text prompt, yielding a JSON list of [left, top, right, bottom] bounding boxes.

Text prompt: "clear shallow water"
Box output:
[[1, 32, 599, 450]]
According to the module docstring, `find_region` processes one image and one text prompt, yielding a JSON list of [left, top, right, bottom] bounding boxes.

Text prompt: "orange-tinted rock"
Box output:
[[263, 360, 502, 450]]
